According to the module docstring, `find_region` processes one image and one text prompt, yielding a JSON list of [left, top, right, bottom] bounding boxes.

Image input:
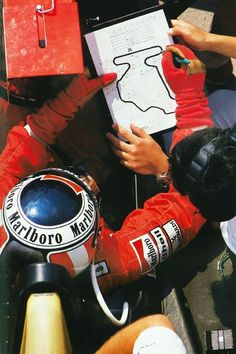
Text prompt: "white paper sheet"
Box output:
[[85, 8, 176, 135]]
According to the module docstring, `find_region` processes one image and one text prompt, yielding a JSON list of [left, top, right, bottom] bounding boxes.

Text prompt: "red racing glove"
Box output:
[[161, 44, 213, 129], [26, 72, 117, 145]]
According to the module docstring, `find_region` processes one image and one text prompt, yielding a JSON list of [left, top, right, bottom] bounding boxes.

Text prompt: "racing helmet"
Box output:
[[2, 167, 100, 278]]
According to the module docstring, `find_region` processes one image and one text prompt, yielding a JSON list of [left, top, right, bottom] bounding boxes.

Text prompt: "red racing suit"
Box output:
[[0, 72, 117, 273], [0, 122, 208, 294], [0, 125, 52, 251], [94, 43, 214, 293], [0, 46, 212, 293], [94, 129, 208, 292]]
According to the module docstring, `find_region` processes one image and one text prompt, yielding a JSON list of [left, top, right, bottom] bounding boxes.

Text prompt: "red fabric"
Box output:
[[162, 44, 206, 93], [0, 117, 206, 295], [0, 72, 116, 271], [161, 44, 212, 129], [175, 91, 213, 129], [27, 73, 117, 145], [0, 126, 51, 199], [0, 66, 207, 295], [95, 120, 207, 294], [0, 97, 9, 115], [94, 46, 215, 293], [171, 128, 195, 152], [95, 183, 206, 293], [0, 126, 52, 250]]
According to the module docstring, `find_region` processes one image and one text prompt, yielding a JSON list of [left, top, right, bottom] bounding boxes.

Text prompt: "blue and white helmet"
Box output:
[[2, 167, 100, 277]]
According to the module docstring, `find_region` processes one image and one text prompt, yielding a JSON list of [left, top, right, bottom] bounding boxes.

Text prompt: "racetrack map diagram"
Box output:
[[113, 46, 175, 114], [85, 8, 177, 135]]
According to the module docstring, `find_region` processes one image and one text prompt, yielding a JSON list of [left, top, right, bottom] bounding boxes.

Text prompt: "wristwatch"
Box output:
[[155, 170, 171, 187]]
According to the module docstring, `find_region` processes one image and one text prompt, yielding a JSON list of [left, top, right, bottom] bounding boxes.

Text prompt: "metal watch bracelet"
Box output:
[[155, 170, 171, 186]]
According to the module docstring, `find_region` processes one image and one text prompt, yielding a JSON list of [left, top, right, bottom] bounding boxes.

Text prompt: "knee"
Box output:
[[135, 314, 175, 332]]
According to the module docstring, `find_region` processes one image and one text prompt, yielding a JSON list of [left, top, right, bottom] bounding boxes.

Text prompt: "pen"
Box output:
[[172, 52, 190, 65]]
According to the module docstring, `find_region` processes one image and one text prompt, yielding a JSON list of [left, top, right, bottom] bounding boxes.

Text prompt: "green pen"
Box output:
[[173, 52, 190, 65]]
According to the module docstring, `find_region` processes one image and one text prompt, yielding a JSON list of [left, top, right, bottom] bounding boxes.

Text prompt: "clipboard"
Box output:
[[84, 5, 177, 136], [86, 4, 172, 32], [3, 0, 84, 78]]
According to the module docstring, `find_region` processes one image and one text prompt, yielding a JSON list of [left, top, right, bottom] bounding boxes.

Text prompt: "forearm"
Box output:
[[203, 33, 236, 59], [26, 76, 85, 145], [169, 20, 236, 59], [0, 78, 82, 202], [175, 91, 213, 130], [0, 72, 116, 210], [27, 73, 116, 145]]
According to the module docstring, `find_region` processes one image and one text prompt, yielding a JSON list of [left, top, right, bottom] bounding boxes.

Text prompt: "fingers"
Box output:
[[161, 49, 179, 73], [165, 45, 205, 74], [168, 19, 192, 37], [106, 124, 161, 174], [110, 144, 129, 161], [108, 141, 135, 171], [130, 123, 149, 139], [87, 73, 117, 94], [106, 124, 150, 151], [168, 20, 207, 52], [165, 44, 197, 60], [106, 124, 142, 170], [171, 19, 179, 27], [110, 145, 136, 171], [75, 72, 116, 107], [110, 123, 148, 144], [106, 130, 131, 153], [101, 73, 117, 86], [162, 44, 198, 78]]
